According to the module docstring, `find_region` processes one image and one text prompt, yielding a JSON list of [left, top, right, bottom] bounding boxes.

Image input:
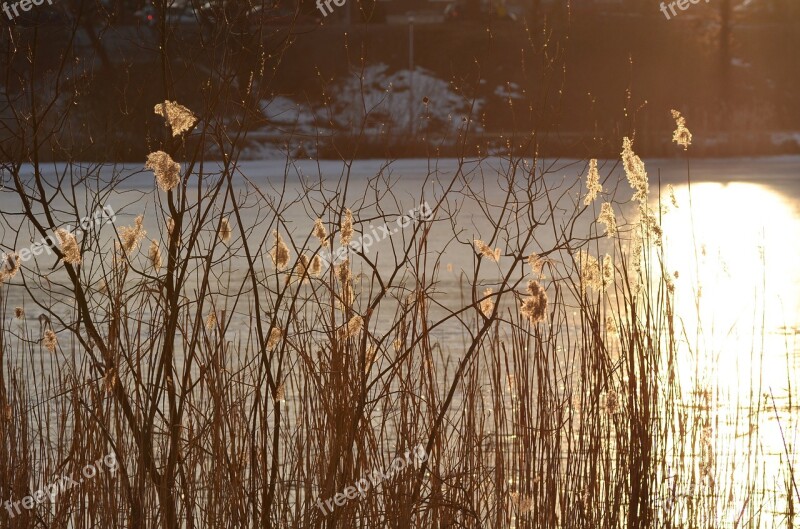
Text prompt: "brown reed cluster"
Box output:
[[154, 100, 198, 137], [146, 151, 182, 192], [520, 280, 548, 323], [474, 239, 501, 262], [671, 109, 693, 150], [0, 253, 21, 283], [270, 231, 291, 270], [55, 229, 81, 264], [148, 240, 162, 271], [583, 158, 602, 205], [118, 215, 147, 257], [0, 50, 781, 529]]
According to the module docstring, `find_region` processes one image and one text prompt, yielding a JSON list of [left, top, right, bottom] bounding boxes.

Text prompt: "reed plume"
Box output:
[[340, 209, 354, 246], [269, 231, 290, 270], [146, 151, 181, 192], [218, 218, 232, 243], [267, 327, 283, 350], [154, 100, 198, 137], [313, 218, 328, 246], [474, 239, 501, 262], [671, 109, 693, 150], [339, 314, 363, 339], [43, 329, 57, 352], [0, 252, 20, 283], [520, 280, 548, 323], [480, 288, 494, 317], [583, 159, 602, 205], [621, 137, 649, 204], [598, 202, 617, 237], [118, 215, 147, 257], [274, 383, 286, 403], [55, 229, 81, 264], [149, 240, 162, 271]]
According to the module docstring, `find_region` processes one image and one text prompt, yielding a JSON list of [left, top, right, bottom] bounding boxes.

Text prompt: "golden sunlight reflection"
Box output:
[[661, 182, 800, 394], [658, 182, 800, 525]]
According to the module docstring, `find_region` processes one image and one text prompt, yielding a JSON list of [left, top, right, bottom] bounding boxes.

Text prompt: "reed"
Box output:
[[0, 9, 795, 529], [0, 131, 795, 528]]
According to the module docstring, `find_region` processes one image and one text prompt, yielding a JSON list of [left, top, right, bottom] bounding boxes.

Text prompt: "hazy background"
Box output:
[[2, 0, 799, 161]]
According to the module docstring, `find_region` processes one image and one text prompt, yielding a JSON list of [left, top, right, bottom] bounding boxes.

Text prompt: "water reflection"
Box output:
[[659, 182, 800, 527], [662, 182, 800, 391]]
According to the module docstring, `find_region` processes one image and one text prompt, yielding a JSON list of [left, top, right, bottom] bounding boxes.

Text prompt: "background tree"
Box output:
[[719, 0, 732, 113]]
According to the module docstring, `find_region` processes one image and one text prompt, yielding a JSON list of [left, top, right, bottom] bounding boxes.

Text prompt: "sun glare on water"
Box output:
[[661, 182, 800, 392], [658, 182, 800, 525]]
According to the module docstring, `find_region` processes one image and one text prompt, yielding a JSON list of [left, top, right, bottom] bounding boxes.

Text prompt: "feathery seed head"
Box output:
[[43, 329, 57, 352], [583, 159, 602, 205], [0, 253, 21, 283], [520, 280, 548, 324], [55, 229, 81, 264], [309, 254, 322, 277], [336, 258, 351, 284], [668, 185, 679, 209], [219, 218, 232, 243], [274, 383, 286, 403], [527, 253, 546, 277], [146, 151, 181, 192], [149, 240, 162, 271], [480, 288, 494, 317], [269, 231, 291, 270], [154, 100, 198, 137], [598, 202, 618, 237], [118, 215, 147, 257], [580, 252, 614, 291], [474, 239, 501, 262], [339, 314, 363, 339], [340, 209, 354, 246], [526, 279, 542, 297], [671, 109, 692, 150], [629, 230, 644, 277], [313, 218, 328, 247], [297, 254, 310, 281], [267, 327, 283, 350], [602, 254, 614, 288], [336, 260, 355, 307], [621, 137, 649, 204], [642, 209, 663, 246]]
